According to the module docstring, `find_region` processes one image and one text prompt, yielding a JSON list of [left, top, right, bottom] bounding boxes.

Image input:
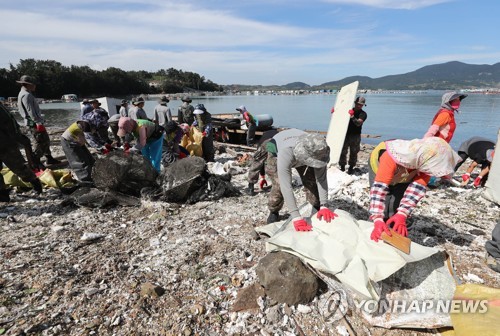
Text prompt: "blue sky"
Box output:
[[1, 0, 499, 85]]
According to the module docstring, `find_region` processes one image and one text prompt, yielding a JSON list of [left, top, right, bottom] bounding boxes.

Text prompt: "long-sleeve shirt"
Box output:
[[153, 104, 172, 127], [18, 87, 44, 126], [133, 119, 157, 150], [129, 107, 148, 121], [273, 129, 329, 219], [61, 122, 86, 146], [119, 106, 128, 117]]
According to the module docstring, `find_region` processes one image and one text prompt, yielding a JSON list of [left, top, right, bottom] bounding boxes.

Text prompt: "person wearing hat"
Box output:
[[16, 74, 60, 166], [61, 120, 96, 185], [192, 104, 215, 162], [82, 99, 111, 148], [80, 99, 93, 118], [153, 96, 172, 129], [424, 91, 467, 143], [161, 121, 189, 167], [236, 105, 257, 146], [339, 96, 368, 174], [119, 99, 129, 117], [368, 137, 460, 242], [454, 136, 495, 187], [117, 117, 164, 172], [129, 97, 148, 121], [0, 103, 43, 201], [178, 96, 195, 126], [261, 129, 337, 229]]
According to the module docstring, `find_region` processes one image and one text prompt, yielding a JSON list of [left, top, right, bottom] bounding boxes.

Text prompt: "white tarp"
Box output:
[[483, 128, 500, 205], [258, 209, 443, 300]]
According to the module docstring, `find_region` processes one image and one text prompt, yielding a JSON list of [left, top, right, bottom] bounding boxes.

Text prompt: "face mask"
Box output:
[[450, 100, 461, 110]]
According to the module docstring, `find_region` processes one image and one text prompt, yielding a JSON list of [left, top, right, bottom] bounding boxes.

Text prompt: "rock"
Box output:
[[231, 283, 265, 312], [80, 232, 105, 241], [140, 282, 166, 298], [190, 303, 205, 315], [256, 252, 319, 306], [297, 304, 312, 314], [231, 273, 245, 287]]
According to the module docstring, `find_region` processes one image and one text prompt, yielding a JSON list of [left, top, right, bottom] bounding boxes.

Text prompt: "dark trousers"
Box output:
[[340, 133, 361, 167], [202, 132, 215, 162], [0, 145, 38, 190], [61, 138, 95, 182], [246, 123, 256, 146], [486, 222, 500, 259]]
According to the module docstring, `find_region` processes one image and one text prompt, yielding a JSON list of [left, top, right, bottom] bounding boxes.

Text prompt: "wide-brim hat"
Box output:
[[82, 98, 90, 104], [487, 149, 495, 162], [236, 105, 247, 112], [89, 99, 101, 106], [355, 96, 366, 106], [159, 96, 169, 103], [16, 75, 36, 85], [293, 133, 330, 168], [193, 109, 205, 115], [121, 99, 128, 105], [181, 96, 192, 102], [133, 97, 145, 106]]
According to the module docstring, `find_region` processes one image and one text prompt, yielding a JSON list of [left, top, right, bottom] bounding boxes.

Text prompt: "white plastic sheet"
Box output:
[[483, 128, 500, 205]]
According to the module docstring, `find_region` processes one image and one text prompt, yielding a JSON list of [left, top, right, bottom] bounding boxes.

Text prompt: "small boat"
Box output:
[[61, 94, 78, 102]]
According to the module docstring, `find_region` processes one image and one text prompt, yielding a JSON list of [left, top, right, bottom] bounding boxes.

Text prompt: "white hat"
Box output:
[[193, 109, 204, 115]]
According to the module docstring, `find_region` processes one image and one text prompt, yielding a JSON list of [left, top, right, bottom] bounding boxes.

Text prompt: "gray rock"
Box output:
[[256, 252, 319, 306]]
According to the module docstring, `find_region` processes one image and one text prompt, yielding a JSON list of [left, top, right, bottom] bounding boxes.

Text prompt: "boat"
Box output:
[[62, 94, 78, 102]]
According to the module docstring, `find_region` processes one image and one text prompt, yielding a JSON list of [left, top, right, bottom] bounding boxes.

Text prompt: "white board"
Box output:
[[326, 81, 359, 165], [79, 97, 123, 117], [483, 128, 500, 205]]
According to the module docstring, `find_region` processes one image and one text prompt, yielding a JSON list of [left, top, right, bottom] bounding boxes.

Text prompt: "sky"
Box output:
[[1, 0, 499, 86]]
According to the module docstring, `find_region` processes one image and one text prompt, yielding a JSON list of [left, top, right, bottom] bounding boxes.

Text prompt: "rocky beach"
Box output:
[[1, 134, 499, 336]]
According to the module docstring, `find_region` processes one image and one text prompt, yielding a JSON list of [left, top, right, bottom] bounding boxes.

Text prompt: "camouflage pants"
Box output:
[[247, 139, 269, 184], [339, 133, 361, 167], [0, 145, 37, 190], [266, 155, 320, 214], [23, 127, 52, 160]]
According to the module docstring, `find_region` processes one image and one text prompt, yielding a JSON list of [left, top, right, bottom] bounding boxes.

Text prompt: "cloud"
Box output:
[[320, 0, 452, 10]]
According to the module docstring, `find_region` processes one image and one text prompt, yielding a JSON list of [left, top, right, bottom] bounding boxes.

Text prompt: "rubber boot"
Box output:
[[45, 155, 61, 165], [267, 212, 279, 224], [31, 179, 43, 194], [0, 189, 10, 202], [244, 183, 255, 196], [340, 165, 345, 172], [347, 166, 354, 175]]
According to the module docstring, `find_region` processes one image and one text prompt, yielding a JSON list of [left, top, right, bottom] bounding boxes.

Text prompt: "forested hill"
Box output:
[[315, 61, 500, 90]]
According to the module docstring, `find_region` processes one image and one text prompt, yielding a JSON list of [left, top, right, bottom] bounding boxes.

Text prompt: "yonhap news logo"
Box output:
[[316, 288, 489, 322]]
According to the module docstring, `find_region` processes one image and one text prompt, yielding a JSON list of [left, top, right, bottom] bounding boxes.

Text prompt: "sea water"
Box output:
[[37, 92, 499, 149]]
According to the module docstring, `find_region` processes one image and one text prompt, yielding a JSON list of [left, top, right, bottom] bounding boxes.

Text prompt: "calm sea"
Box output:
[[36, 92, 499, 150]]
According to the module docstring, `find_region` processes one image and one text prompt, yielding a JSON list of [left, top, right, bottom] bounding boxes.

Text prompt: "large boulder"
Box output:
[[92, 151, 159, 197], [256, 252, 320, 306]]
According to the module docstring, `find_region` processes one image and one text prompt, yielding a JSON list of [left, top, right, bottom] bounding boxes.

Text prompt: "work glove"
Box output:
[[123, 143, 130, 151], [35, 124, 46, 133], [473, 176, 482, 188], [370, 219, 391, 242], [316, 206, 338, 223], [348, 109, 355, 117], [386, 213, 408, 237], [293, 218, 313, 232], [462, 173, 470, 182], [259, 175, 268, 189], [202, 131, 207, 137], [330, 107, 335, 113]]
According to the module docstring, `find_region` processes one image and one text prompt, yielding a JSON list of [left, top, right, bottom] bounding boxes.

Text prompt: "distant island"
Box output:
[[224, 61, 500, 92]]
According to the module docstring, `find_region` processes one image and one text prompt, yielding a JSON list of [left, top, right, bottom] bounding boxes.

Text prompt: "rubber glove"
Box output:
[[35, 124, 46, 132], [259, 175, 268, 189], [348, 109, 355, 117], [370, 219, 391, 242], [316, 206, 338, 223], [473, 176, 482, 187], [101, 146, 110, 155], [293, 218, 313, 232], [123, 143, 130, 151], [386, 213, 408, 237], [462, 173, 470, 182], [202, 131, 207, 137], [330, 107, 335, 114]]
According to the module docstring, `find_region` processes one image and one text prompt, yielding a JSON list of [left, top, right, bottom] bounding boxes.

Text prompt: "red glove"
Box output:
[[259, 175, 268, 189], [105, 143, 113, 150], [316, 206, 338, 223], [370, 219, 391, 242], [348, 109, 355, 117], [330, 107, 335, 114], [473, 176, 482, 187], [462, 173, 470, 182], [386, 213, 408, 237], [178, 151, 187, 159], [293, 218, 313, 232], [123, 143, 130, 151], [202, 131, 207, 137], [35, 124, 46, 132], [101, 146, 110, 155]]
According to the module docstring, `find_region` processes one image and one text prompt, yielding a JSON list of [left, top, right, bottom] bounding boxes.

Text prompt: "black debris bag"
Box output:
[[92, 151, 159, 197], [159, 156, 241, 203], [63, 187, 140, 208]]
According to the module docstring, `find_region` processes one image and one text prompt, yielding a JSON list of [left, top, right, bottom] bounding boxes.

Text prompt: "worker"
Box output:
[[368, 137, 460, 241]]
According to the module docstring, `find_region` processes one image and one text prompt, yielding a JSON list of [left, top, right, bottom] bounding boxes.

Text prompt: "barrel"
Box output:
[[255, 114, 273, 130]]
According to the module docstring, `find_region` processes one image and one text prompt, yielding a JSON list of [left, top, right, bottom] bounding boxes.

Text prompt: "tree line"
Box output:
[[0, 59, 223, 99]]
